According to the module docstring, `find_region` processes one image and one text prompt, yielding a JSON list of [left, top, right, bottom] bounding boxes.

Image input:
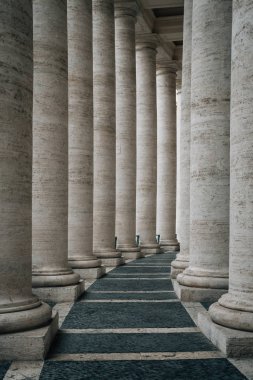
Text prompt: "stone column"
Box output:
[[156, 60, 179, 252], [209, 0, 253, 332], [136, 35, 160, 256], [67, 0, 105, 279], [171, 0, 192, 278], [115, 1, 141, 260], [176, 72, 182, 242], [0, 0, 56, 357], [32, 0, 84, 302], [176, 0, 232, 301], [93, 0, 124, 267]]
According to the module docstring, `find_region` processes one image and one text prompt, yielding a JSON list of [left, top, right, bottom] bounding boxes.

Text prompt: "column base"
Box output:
[[160, 240, 180, 252], [117, 246, 141, 260], [73, 267, 106, 279], [140, 244, 161, 256], [198, 310, 253, 358], [171, 255, 189, 279], [32, 280, 85, 303], [100, 257, 125, 267], [172, 279, 227, 302], [0, 311, 58, 360]]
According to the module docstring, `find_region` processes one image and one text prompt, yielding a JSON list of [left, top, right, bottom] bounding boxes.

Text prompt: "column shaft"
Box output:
[[32, 0, 80, 288], [177, 0, 232, 297], [93, 0, 123, 266], [210, 0, 253, 331], [115, 1, 140, 260], [136, 36, 160, 256], [176, 78, 182, 242], [171, 0, 192, 277], [0, 0, 51, 333], [156, 62, 179, 252], [67, 0, 104, 278]]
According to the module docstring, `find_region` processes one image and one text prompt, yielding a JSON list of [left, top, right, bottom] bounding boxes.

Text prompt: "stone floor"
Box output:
[[0, 253, 252, 379]]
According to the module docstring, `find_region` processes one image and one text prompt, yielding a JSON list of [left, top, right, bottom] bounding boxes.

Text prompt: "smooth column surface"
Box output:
[[115, 1, 140, 260], [136, 36, 160, 256], [93, 0, 124, 266], [68, 0, 104, 279], [209, 0, 253, 331], [0, 0, 51, 333], [32, 0, 80, 287], [177, 0, 231, 295], [176, 76, 182, 243], [156, 62, 179, 252], [171, 0, 192, 277]]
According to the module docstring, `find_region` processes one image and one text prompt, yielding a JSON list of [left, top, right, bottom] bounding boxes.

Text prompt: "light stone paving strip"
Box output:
[[79, 300, 180, 303], [102, 277, 170, 280], [60, 327, 200, 334], [3, 361, 44, 380], [48, 351, 224, 362], [89, 290, 175, 293]]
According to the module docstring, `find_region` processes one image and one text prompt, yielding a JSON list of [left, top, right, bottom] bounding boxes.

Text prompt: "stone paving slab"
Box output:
[[79, 291, 177, 301], [88, 279, 173, 292], [49, 332, 217, 355], [62, 302, 195, 329], [109, 266, 171, 273], [40, 359, 247, 380]]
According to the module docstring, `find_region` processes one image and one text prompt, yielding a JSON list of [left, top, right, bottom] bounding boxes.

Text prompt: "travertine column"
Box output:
[[156, 61, 179, 252], [0, 0, 51, 333], [176, 73, 182, 242], [136, 35, 160, 256], [93, 0, 124, 267], [177, 0, 231, 300], [171, 0, 192, 277], [32, 0, 83, 300], [68, 0, 105, 279], [209, 0, 253, 331], [115, 1, 141, 260]]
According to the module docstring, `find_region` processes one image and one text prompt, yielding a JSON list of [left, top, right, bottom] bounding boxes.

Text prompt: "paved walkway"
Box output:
[[0, 253, 251, 379]]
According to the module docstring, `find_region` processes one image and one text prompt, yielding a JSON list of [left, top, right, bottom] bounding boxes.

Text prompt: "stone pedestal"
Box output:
[[176, 0, 232, 300], [67, 0, 104, 279], [115, 1, 141, 261], [171, 0, 192, 278], [32, 0, 82, 300], [0, 0, 56, 359], [157, 60, 179, 254], [93, 0, 124, 267], [207, 0, 253, 345], [136, 34, 160, 257]]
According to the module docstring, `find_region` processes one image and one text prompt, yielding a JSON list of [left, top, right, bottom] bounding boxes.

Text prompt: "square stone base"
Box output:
[[100, 257, 125, 267], [121, 251, 142, 260], [33, 280, 85, 303], [73, 267, 106, 279], [198, 311, 253, 358], [141, 248, 161, 255], [172, 279, 227, 302], [0, 312, 58, 360]]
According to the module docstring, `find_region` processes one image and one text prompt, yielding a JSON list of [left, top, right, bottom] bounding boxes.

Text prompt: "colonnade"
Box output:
[[0, 0, 253, 360]]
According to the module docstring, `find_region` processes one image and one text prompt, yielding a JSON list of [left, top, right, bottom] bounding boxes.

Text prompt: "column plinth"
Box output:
[[0, 0, 57, 358], [157, 61, 179, 254], [32, 0, 83, 299], [136, 34, 160, 256], [171, 0, 192, 277], [175, 0, 231, 301], [115, 1, 141, 260], [67, 0, 105, 279]]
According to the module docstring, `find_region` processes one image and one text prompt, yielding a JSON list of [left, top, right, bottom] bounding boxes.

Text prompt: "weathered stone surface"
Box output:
[[171, 0, 192, 275], [177, 0, 232, 296], [33, 281, 85, 303], [209, 0, 253, 334], [156, 61, 179, 253], [32, 0, 80, 288], [73, 267, 106, 280], [115, 1, 140, 260], [0, 0, 52, 335], [173, 281, 227, 303], [0, 312, 58, 360], [68, 0, 102, 273], [136, 34, 160, 256]]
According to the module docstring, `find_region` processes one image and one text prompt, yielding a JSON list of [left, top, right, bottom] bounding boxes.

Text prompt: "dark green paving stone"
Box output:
[[0, 361, 11, 379], [79, 291, 177, 300], [40, 359, 246, 380], [201, 302, 213, 310], [109, 266, 170, 273], [126, 263, 171, 267], [62, 302, 195, 329], [106, 274, 170, 278], [88, 279, 173, 291], [46, 300, 57, 308], [50, 332, 216, 354]]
